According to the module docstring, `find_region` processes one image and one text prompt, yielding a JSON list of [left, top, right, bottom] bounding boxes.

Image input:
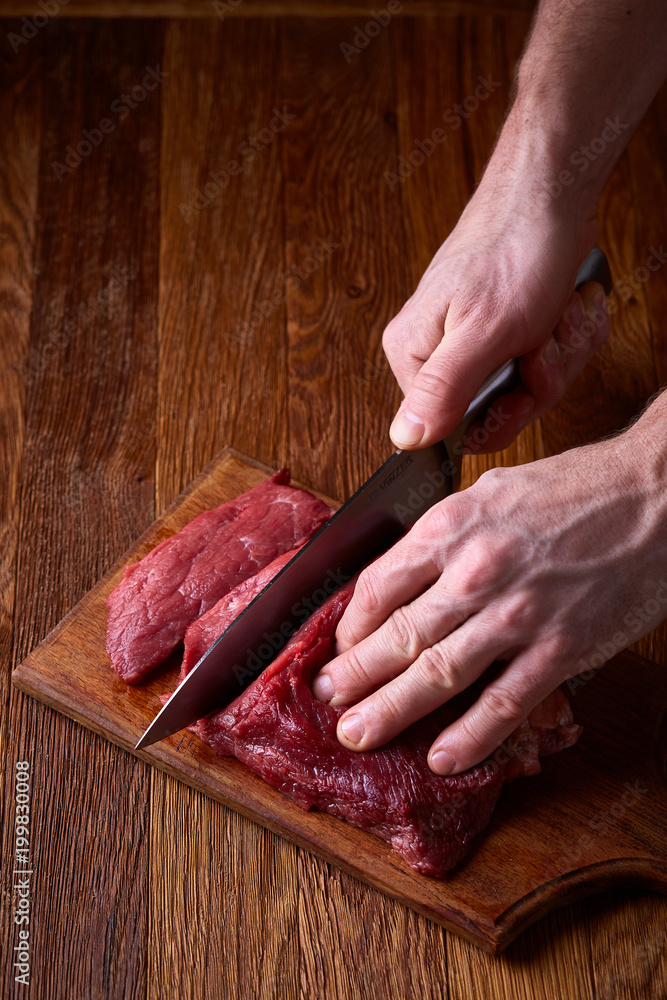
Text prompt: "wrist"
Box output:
[[490, 99, 603, 225], [473, 111, 598, 263], [623, 391, 667, 518]]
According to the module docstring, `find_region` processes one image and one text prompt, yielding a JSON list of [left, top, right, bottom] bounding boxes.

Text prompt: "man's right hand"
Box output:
[[384, 163, 610, 453]]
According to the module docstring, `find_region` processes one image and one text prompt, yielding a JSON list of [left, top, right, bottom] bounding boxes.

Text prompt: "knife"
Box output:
[[136, 247, 612, 750]]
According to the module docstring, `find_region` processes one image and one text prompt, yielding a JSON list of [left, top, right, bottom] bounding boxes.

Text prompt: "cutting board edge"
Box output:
[[9, 664, 502, 951], [10, 447, 667, 954], [492, 858, 667, 951], [11, 446, 341, 674], [12, 661, 667, 956]]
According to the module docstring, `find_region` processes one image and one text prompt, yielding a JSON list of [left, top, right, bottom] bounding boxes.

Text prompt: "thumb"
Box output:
[[388, 336, 493, 449]]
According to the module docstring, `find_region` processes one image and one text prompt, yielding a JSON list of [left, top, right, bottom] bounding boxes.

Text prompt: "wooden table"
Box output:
[[1, 3, 666, 998]]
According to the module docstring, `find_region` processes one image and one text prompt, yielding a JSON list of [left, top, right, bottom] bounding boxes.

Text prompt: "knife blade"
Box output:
[[136, 247, 611, 750]]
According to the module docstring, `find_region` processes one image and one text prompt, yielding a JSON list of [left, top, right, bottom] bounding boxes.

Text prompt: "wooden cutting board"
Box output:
[[12, 447, 667, 954]]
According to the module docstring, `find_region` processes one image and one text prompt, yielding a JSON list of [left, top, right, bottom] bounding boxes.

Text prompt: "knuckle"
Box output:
[[384, 606, 421, 660], [477, 465, 509, 489], [415, 643, 459, 692], [456, 713, 491, 755], [371, 684, 402, 725], [413, 366, 458, 404], [453, 537, 513, 598], [354, 567, 382, 617], [423, 495, 463, 538], [455, 547, 499, 598], [494, 592, 535, 636], [339, 645, 371, 688], [539, 629, 576, 665], [481, 685, 525, 726], [381, 317, 401, 355]]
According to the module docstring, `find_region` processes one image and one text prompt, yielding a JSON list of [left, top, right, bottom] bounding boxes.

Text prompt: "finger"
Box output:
[[315, 583, 473, 707], [517, 282, 609, 421], [388, 331, 509, 450], [461, 283, 610, 454], [426, 645, 561, 775], [461, 390, 536, 455], [334, 520, 442, 653], [382, 311, 433, 397], [334, 612, 510, 752]]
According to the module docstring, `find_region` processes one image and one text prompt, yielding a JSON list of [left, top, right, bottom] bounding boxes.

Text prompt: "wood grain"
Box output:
[[153, 20, 297, 1000], [11, 448, 667, 957], [2, 20, 163, 1000], [0, 27, 39, 998], [2, 9, 666, 1000], [279, 21, 405, 509]]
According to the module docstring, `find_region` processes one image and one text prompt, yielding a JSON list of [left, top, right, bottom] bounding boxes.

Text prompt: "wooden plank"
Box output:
[[279, 19, 406, 499], [0, 25, 40, 1000], [0, 0, 539, 18], [4, 19, 163, 999], [11, 448, 667, 958], [277, 22, 433, 997], [152, 20, 298, 1000]]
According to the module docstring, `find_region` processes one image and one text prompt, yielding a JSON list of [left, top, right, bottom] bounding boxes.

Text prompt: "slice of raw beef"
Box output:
[[193, 579, 581, 878], [106, 471, 332, 684], [179, 547, 299, 683]]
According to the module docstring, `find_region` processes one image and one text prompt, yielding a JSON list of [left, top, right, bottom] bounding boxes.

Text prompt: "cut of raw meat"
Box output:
[[106, 471, 333, 684], [193, 579, 582, 878], [179, 547, 300, 683]]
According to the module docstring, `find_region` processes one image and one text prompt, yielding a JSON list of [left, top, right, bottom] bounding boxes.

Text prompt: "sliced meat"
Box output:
[[193, 579, 581, 878], [106, 470, 332, 683], [179, 547, 300, 682]]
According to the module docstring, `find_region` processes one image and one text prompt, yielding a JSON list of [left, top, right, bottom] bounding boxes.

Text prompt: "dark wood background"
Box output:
[[1, 3, 666, 998]]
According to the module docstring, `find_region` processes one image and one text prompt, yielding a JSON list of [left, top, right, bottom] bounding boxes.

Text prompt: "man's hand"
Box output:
[[384, 181, 609, 453], [384, 0, 667, 453], [312, 412, 667, 774]]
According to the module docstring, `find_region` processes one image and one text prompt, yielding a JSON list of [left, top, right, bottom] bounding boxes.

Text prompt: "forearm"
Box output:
[[626, 387, 667, 518], [485, 0, 667, 217]]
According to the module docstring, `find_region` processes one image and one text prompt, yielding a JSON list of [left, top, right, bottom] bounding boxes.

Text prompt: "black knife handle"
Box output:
[[443, 246, 612, 487]]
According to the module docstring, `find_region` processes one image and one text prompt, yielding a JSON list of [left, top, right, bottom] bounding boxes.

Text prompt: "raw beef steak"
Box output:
[[179, 547, 299, 682], [193, 579, 581, 877], [106, 471, 332, 683]]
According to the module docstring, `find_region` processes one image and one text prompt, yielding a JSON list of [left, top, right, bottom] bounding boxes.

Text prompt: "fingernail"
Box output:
[[340, 713, 364, 745], [389, 408, 425, 448], [541, 337, 562, 365], [312, 673, 334, 702], [429, 749, 454, 775]]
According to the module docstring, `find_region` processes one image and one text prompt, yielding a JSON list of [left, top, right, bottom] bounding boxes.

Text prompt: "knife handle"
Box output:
[[443, 246, 612, 487]]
